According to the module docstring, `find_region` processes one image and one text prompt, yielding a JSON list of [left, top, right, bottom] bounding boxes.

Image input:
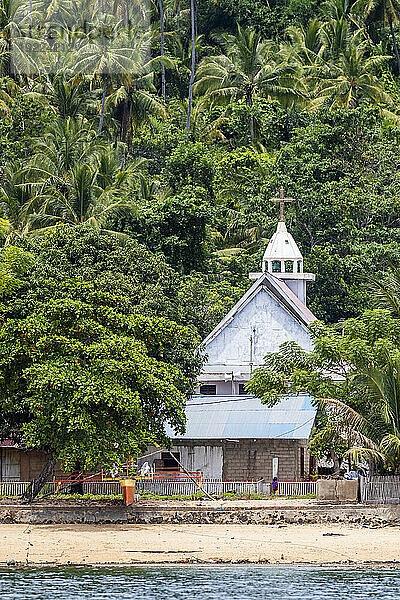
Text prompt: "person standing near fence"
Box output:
[[272, 477, 278, 495]]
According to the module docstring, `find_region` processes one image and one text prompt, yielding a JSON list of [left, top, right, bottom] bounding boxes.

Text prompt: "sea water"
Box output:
[[0, 565, 399, 600]]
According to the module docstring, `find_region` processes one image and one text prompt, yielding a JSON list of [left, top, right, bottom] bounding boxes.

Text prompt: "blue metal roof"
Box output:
[[167, 394, 316, 441]]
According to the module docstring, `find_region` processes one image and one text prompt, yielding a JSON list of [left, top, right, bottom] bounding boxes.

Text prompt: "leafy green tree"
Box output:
[[0, 245, 33, 297], [8, 225, 193, 323], [165, 140, 214, 192], [248, 310, 400, 471], [0, 227, 202, 499], [111, 186, 211, 273], [0, 289, 198, 500], [16, 120, 140, 235]]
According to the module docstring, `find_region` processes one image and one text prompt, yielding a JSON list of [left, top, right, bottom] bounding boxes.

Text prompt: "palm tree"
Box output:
[[194, 25, 304, 140], [27, 118, 103, 180], [157, 0, 166, 101], [361, 0, 400, 73], [23, 148, 139, 235], [38, 75, 93, 119], [283, 19, 324, 68], [0, 0, 46, 76], [74, 19, 142, 134], [314, 39, 392, 107], [0, 163, 41, 241], [106, 53, 174, 143], [327, 354, 400, 472], [368, 263, 400, 316]]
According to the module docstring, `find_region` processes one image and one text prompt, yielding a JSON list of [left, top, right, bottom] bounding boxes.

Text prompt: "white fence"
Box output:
[[135, 478, 264, 496], [276, 480, 317, 496], [0, 479, 317, 497], [0, 481, 57, 496], [360, 476, 400, 505], [82, 481, 121, 495]]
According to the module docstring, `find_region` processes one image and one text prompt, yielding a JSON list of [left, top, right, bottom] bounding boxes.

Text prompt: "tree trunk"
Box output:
[[194, 0, 198, 37], [186, 0, 196, 138], [389, 15, 400, 75], [246, 91, 254, 141], [330, 449, 340, 476], [123, 0, 128, 27], [147, 116, 155, 137], [21, 454, 56, 503], [98, 76, 106, 134], [121, 99, 128, 142], [158, 0, 166, 102]]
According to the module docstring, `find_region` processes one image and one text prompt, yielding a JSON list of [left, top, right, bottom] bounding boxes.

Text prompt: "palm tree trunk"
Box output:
[[98, 76, 106, 134], [158, 0, 166, 102], [389, 14, 400, 75], [246, 91, 254, 141], [121, 99, 128, 142], [249, 115, 254, 141], [186, 0, 196, 138], [123, 0, 128, 27], [21, 454, 56, 503]]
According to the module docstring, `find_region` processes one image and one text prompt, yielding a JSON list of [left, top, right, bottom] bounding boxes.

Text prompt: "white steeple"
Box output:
[[262, 220, 303, 274], [249, 187, 315, 305]]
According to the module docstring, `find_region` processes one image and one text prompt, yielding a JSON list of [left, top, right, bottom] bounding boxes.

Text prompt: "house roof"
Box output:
[[201, 272, 316, 350], [167, 394, 317, 440]]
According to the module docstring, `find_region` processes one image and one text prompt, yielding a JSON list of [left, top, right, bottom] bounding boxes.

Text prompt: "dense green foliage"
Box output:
[[2, 0, 400, 325], [4, 0, 400, 479], [0, 233, 202, 493]]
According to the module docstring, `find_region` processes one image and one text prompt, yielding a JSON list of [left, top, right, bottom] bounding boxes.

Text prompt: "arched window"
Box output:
[[297, 260, 302, 273], [272, 260, 281, 273], [285, 261, 293, 273]]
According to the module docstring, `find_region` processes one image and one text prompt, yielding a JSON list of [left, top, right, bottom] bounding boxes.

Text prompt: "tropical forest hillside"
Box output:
[[3, 0, 400, 477], [2, 0, 400, 328]]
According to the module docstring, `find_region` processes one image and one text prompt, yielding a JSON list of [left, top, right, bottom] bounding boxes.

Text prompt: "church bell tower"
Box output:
[[251, 187, 315, 305]]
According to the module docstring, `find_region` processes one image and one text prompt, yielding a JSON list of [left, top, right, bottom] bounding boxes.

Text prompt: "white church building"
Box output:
[[147, 194, 319, 482]]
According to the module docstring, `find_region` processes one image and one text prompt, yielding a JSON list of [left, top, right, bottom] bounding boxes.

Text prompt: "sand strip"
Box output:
[[0, 523, 399, 566]]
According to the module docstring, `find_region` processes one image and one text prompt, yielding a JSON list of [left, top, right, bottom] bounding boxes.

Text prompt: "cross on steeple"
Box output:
[[270, 186, 294, 222]]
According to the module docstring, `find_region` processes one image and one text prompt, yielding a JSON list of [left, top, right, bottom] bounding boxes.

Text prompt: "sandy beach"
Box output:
[[0, 522, 399, 566]]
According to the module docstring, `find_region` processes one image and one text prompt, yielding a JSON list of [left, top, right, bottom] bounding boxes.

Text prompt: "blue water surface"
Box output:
[[0, 565, 399, 600]]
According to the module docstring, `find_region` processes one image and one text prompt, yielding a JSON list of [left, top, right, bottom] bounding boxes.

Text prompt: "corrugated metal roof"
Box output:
[[167, 394, 316, 441]]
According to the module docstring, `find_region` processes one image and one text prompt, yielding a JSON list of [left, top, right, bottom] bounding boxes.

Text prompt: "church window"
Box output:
[[272, 260, 281, 273], [297, 260, 302, 273], [200, 384, 216, 395], [285, 261, 293, 273]]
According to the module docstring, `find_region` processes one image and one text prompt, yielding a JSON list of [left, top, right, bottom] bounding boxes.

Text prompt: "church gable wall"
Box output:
[[204, 287, 312, 369]]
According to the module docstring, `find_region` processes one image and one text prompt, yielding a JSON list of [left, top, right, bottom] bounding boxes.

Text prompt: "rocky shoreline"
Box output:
[[0, 499, 399, 527]]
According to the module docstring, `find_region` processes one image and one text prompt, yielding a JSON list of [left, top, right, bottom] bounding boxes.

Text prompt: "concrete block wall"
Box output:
[[222, 439, 309, 481]]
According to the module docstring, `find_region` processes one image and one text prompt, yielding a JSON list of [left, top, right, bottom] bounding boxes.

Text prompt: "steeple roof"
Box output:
[[263, 221, 303, 263]]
